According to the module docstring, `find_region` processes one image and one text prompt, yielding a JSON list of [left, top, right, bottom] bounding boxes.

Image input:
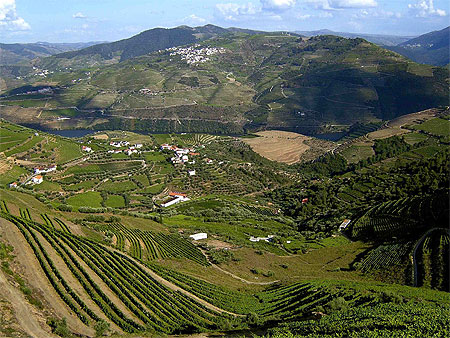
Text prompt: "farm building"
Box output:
[[9, 182, 18, 188], [339, 219, 351, 231], [161, 192, 190, 207], [189, 233, 207, 241], [249, 235, 274, 242], [34, 165, 56, 174], [160, 144, 172, 150], [32, 175, 43, 184], [82, 145, 92, 152]]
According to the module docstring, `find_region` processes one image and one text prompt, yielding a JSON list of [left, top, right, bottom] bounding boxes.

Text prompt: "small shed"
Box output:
[[189, 233, 207, 241]]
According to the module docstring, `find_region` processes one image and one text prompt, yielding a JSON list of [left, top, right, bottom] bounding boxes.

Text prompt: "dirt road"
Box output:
[[0, 270, 56, 338]]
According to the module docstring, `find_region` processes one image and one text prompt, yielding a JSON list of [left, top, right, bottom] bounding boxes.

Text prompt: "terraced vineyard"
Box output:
[[96, 223, 209, 266], [0, 205, 235, 334], [415, 230, 450, 291]]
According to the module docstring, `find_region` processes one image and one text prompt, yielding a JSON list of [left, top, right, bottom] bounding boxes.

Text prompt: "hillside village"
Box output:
[[165, 44, 226, 64]]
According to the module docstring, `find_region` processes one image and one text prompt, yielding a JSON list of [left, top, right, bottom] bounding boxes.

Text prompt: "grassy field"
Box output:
[[0, 165, 28, 186], [341, 144, 375, 163], [98, 180, 137, 193], [412, 117, 450, 137], [66, 191, 103, 208], [105, 195, 125, 208]]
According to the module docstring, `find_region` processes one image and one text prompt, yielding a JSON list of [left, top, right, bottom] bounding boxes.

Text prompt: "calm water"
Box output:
[[21, 124, 96, 138], [45, 129, 95, 138], [314, 132, 346, 141]]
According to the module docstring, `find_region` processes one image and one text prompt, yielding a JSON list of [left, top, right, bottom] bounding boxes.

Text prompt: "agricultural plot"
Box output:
[[242, 130, 311, 164], [340, 144, 375, 163], [97, 223, 209, 266], [411, 117, 450, 137], [66, 191, 103, 208]]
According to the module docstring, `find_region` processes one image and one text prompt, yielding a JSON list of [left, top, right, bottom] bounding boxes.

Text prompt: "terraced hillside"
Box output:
[[1, 203, 448, 337], [1, 31, 448, 135]]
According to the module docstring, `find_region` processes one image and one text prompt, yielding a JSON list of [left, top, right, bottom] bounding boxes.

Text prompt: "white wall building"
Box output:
[[189, 233, 207, 241]]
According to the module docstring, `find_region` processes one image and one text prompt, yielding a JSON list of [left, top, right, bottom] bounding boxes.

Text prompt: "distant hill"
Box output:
[[0, 41, 104, 66], [1, 33, 447, 135], [294, 29, 414, 46], [387, 27, 449, 66], [51, 25, 230, 63], [37, 25, 298, 70]]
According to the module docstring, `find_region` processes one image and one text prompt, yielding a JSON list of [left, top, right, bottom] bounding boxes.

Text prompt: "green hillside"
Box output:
[[0, 114, 448, 337], [1, 32, 447, 135]]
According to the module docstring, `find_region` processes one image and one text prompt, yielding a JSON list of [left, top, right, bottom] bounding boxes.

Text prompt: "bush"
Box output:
[[94, 320, 110, 337], [47, 317, 71, 337], [57, 204, 73, 212]]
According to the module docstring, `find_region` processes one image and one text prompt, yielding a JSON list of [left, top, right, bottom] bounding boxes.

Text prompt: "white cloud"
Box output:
[[0, 0, 30, 31], [73, 12, 87, 19], [216, 3, 259, 21], [296, 13, 312, 19], [329, 0, 377, 8], [261, 0, 296, 11], [304, 0, 377, 10], [183, 14, 207, 25], [408, 0, 446, 17]]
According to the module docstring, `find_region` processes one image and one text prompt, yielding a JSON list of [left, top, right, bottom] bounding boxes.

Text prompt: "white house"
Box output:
[[34, 165, 56, 174], [188, 170, 196, 176], [181, 155, 189, 163], [249, 235, 274, 242], [339, 219, 351, 231], [82, 145, 92, 152], [32, 175, 43, 184], [189, 233, 207, 241], [134, 143, 143, 148], [161, 195, 190, 207], [160, 144, 172, 150]]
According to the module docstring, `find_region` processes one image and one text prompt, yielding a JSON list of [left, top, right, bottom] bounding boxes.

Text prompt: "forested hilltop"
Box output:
[[0, 107, 448, 337]]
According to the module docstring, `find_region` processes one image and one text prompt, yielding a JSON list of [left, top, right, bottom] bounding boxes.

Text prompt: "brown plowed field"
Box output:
[[242, 130, 311, 164]]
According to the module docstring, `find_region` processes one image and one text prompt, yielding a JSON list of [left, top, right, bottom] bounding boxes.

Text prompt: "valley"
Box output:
[[0, 21, 449, 338]]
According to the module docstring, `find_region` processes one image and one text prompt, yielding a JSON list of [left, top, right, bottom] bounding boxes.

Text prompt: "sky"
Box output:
[[0, 0, 449, 43]]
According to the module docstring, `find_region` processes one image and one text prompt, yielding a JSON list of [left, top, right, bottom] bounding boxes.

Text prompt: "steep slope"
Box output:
[[37, 25, 230, 69], [387, 27, 449, 66]]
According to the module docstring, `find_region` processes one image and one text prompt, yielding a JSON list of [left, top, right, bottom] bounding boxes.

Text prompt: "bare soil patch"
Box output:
[[0, 218, 94, 337], [242, 130, 311, 164], [92, 133, 109, 140]]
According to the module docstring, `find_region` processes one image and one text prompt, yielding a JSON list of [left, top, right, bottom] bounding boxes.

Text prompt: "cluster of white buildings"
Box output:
[[165, 44, 226, 64], [160, 144, 198, 165], [108, 142, 143, 156], [110, 141, 130, 147]]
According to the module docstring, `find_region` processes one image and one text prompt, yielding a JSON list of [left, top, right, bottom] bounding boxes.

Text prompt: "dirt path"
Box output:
[[198, 248, 280, 285], [0, 270, 56, 338], [211, 263, 280, 285], [0, 218, 94, 337]]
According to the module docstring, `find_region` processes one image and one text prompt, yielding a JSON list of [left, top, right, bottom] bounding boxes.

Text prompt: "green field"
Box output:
[[105, 195, 125, 207], [98, 180, 137, 193], [340, 145, 375, 163], [412, 118, 450, 137], [66, 191, 103, 207]]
